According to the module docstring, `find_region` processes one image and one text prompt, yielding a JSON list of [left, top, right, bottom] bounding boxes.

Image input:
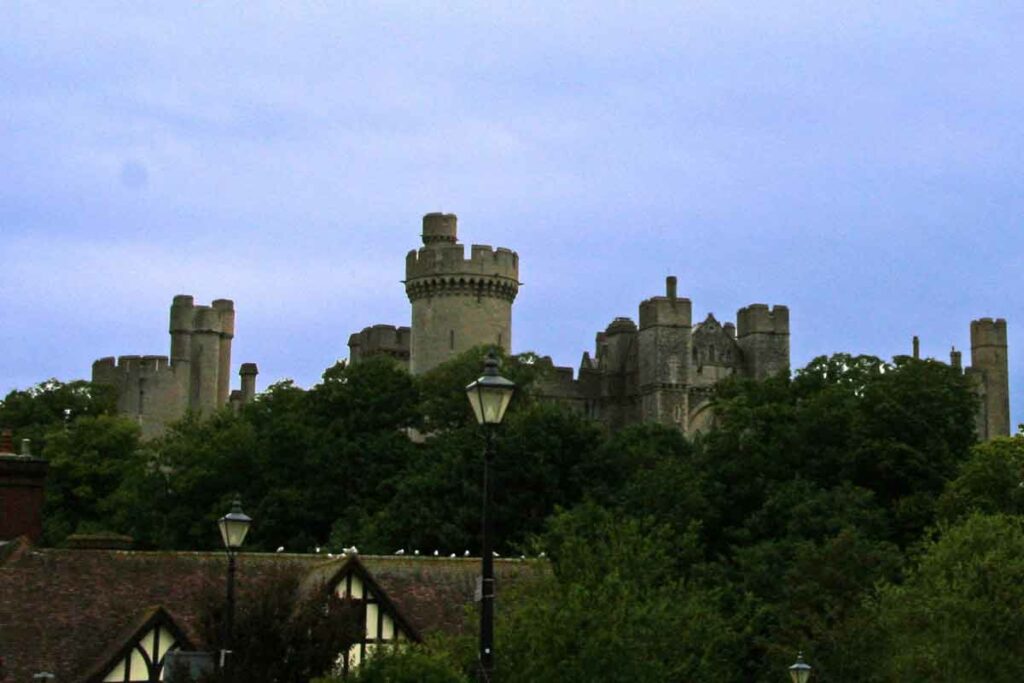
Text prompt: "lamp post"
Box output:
[[217, 499, 252, 675], [789, 652, 812, 683], [465, 352, 515, 683]]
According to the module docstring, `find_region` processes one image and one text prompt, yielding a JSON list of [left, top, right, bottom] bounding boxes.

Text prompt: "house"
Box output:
[[0, 537, 538, 681]]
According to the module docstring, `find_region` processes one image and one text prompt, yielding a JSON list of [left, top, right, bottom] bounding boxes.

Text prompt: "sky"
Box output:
[[2, 2, 1022, 429]]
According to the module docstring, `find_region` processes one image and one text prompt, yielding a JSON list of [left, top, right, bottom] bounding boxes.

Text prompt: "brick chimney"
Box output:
[[0, 428, 49, 543]]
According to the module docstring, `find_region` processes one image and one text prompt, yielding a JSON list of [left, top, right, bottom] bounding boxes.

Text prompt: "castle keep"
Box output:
[[92, 296, 258, 438], [349, 212, 519, 375]]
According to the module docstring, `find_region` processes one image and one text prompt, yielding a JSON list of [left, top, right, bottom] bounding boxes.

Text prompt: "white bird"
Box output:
[[327, 553, 334, 558], [492, 551, 500, 557], [520, 555, 526, 560], [433, 549, 439, 557], [315, 546, 321, 553], [539, 552, 547, 558], [276, 546, 284, 553], [395, 549, 405, 555], [464, 550, 470, 557], [414, 549, 420, 556], [449, 553, 456, 558], [343, 545, 359, 555]]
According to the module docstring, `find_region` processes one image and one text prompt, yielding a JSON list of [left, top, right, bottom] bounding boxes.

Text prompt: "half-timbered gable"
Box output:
[[86, 607, 192, 683], [308, 556, 423, 674]]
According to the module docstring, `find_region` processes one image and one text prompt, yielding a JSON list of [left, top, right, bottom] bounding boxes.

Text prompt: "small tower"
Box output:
[[405, 213, 519, 374], [969, 318, 1010, 440], [637, 276, 692, 428], [736, 304, 790, 379]]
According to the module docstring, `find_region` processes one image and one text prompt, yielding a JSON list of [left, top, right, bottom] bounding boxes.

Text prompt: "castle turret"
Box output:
[[637, 276, 692, 428], [213, 299, 235, 406], [405, 213, 519, 374], [969, 318, 1010, 440], [736, 304, 790, 379], [191, 305, 223, 413]]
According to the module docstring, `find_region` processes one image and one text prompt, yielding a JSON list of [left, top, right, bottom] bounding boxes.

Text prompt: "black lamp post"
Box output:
[[217, 499, 251, 674], [465, 352, 515, 683], [789, 653, 812, 683]]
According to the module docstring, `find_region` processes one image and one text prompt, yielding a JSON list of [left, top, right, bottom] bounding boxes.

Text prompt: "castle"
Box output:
[[91, 296, 259, 439], [93, 212, 1011, 441]]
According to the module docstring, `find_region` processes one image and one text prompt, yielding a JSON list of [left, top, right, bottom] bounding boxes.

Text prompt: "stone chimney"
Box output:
[[0, 428, 50, 543]]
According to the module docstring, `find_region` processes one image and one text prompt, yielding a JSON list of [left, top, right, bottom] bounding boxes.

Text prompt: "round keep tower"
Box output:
[[405, 213, 519, 375]]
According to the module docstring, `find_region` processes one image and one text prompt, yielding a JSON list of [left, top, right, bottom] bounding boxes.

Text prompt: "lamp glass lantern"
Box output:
[[218, 499, 252, 551], [465, 353, 515, 426], [789, 653, 812, 683]]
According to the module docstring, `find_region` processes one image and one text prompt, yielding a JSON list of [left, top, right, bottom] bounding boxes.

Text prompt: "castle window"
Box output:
[[498, 331, 503, 347], [449, 330, 455, 350]]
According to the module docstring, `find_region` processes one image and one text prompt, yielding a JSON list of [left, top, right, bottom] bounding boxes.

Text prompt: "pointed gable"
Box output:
[[84, 606, 193, 683]]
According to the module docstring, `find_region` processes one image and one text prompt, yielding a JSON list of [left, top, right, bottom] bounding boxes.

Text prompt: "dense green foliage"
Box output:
[[4, 348, 1021, 680]]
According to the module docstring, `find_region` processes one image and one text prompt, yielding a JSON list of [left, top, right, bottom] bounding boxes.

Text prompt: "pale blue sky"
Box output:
[[2, 2, 1021, 428]]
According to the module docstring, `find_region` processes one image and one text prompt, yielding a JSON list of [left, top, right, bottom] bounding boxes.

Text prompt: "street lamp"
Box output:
[[217, 499, 251, 673], [789, 652, 812, 683], [465, 352, 515, 682]]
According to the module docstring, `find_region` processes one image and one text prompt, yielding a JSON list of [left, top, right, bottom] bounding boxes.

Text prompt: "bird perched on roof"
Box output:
[[449, 553, 456, 558], [464, 550, 470, 557], [315, 546, 321, 553], [433, 550, 439, 557], [395, 548, 405, 555], [276, 546, 284, 553], [414, 549, 420, 556]]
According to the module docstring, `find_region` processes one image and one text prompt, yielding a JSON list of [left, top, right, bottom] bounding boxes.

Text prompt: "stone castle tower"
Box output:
[[348, 213, 519, 375], [967, 317, 1010, 440], [92, 296, 258, 438]]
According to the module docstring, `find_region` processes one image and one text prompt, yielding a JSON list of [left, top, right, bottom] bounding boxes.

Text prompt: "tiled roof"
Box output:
[[0, 539, 543, 682]]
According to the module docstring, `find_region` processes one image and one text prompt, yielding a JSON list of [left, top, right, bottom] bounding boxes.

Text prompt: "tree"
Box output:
[[937, 434, 1024, 522], [0, 379, 117, 452], [496, 505, 747, 683], [41, 414, 142, 544], [197, 569, 360, 683], [874, 514, 1024, 682]]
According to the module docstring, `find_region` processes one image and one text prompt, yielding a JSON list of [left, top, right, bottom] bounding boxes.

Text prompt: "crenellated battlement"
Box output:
[[737, 304, 789, 337], [970, 317, 1008, 347], [405, 243, 519, 284], [92, 355, 171, 375], [348, 324, 412, 365]]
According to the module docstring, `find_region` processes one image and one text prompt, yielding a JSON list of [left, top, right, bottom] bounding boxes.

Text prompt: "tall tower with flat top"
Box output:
[[404, 213, 519, 375]]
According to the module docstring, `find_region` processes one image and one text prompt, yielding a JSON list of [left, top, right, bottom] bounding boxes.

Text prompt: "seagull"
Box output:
[[520, 555, 526, 560], [414, 549, 420, 556], [539, 552, 547, 558], [464, 550, 470, 557], [395, 549, 405, 555], [327, 553, 334, 558], [315, 546, 321, 553], [450, 553, 457, 558], [433, 550, 439, 557], [276, 546, 284, 553], [343, 545, 359, 555], [492, 551, 500, 557]]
